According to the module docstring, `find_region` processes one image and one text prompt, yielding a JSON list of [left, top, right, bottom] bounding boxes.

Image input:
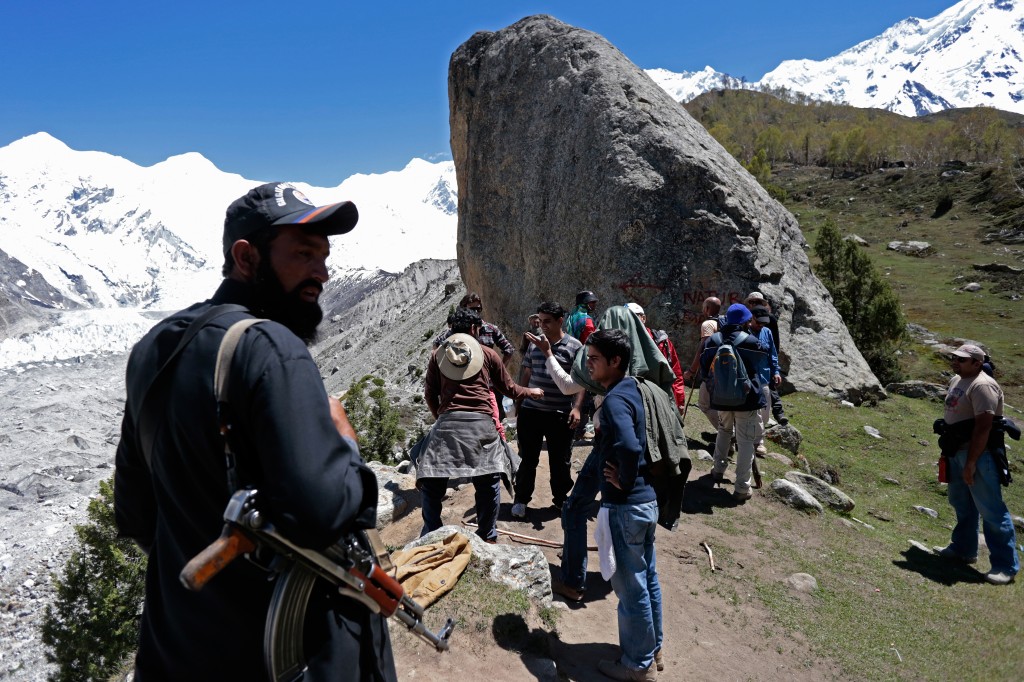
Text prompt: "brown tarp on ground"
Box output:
[[390, 531, 472, 608]]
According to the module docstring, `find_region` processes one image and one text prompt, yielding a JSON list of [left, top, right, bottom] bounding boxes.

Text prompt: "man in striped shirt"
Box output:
[[511, 301, 584, 519]]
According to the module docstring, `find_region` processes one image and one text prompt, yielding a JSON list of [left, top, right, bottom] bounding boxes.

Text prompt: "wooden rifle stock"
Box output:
[[180, 525, 256, 591]]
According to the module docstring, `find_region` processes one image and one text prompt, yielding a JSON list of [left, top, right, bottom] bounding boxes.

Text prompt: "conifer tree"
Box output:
[[813, 219, 907, 384], [41, 478, 147, 682]]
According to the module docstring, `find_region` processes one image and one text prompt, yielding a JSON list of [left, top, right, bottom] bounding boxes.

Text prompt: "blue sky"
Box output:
[[2, 0, 957, 186]]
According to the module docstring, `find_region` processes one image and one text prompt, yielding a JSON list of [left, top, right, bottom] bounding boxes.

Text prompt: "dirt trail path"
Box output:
[[383, 438, 844, 681]]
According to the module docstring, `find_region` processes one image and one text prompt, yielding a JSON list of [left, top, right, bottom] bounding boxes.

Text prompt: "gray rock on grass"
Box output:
[[785, 572, 818, 593], [766, 423, 802, 455], [769, 479, 823, 514], [885, 381, 947, 401], [887, 241, 932, 256], [405, 526, 552, 606], [784, 471, 855, 512], [914, 505, 939, 519]]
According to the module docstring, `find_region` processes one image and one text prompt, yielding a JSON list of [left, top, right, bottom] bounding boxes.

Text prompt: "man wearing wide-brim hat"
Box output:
[[417, 307, 542, 542]]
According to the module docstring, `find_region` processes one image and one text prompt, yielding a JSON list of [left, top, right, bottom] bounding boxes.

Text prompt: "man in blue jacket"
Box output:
[[588, 329, 663, 681], [749, 306, 782, 457], [699, 303, 768, 502]]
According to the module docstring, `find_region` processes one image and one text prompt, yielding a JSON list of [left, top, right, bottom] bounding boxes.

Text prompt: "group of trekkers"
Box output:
[[418, 288, 787, 681], [112, 182, 1016, 682]]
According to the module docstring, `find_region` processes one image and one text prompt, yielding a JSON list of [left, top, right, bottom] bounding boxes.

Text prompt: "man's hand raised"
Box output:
[[328, 396, 358, 441]]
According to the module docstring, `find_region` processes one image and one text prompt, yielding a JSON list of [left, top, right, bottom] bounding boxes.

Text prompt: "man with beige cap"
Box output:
[[933, 343, 1018, 585]]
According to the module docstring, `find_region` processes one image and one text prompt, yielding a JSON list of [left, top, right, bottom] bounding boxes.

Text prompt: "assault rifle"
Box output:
[[181, 489, 454, 681]]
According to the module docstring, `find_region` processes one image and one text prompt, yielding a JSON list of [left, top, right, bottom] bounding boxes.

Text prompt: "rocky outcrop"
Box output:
[[313, 258, 462, 406], [449, 15, 882, 401]]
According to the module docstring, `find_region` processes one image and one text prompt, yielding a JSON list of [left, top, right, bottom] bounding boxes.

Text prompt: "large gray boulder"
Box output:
[[448, 15, 882, 401]]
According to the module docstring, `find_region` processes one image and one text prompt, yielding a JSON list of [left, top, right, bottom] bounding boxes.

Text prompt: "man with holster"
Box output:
[[932, 343, 1019, 585], [114, 183, 397, 680]]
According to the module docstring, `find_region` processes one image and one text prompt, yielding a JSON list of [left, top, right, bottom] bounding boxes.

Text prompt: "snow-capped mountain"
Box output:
[[645, 66, 737, 104], [0, 132, 457, 314], [648, 0, 1024, 116]]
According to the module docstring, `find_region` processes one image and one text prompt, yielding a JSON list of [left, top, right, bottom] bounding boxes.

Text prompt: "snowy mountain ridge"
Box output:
[[0, 132, 458, 314], [647, 0, 1024, 116]]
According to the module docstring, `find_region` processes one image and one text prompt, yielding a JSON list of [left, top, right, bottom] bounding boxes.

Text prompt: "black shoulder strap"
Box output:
[[136, 303, 249, 472]]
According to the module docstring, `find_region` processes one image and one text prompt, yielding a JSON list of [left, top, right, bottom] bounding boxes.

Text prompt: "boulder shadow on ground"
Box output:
[[892, 545, 986, 586]]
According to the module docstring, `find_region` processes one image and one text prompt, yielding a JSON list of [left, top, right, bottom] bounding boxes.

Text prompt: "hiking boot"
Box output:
[[654, 648, 664, 672], [984, 570, 1016, 585], [932, 545, 977, 564], [733, 489, 753, 502], [777, 416, 789, 426], [711, 471, 726, 485], [551, 580, 584, 603], [755, 444, 767, 457], [597, 658, 656, 681], [511, 502, 527, 519]]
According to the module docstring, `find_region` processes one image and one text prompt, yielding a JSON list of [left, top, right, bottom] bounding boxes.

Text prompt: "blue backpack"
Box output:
[[708, 331, 752, 407]]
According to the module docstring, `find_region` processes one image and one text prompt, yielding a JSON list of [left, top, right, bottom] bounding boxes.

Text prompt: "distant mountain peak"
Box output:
[[648, 0, 1024, 117]]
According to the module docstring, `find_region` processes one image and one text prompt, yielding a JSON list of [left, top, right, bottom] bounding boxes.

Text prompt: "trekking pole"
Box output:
[[680, 382, 696, 424]]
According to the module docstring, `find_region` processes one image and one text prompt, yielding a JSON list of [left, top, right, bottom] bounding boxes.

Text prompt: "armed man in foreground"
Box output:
[[933, 343, 1019, 585], [114, 183, 397, 680]]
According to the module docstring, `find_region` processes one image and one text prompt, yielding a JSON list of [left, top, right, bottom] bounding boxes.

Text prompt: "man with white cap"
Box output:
[[933, 343, 1019, 585], [419, 307, 542, 542]]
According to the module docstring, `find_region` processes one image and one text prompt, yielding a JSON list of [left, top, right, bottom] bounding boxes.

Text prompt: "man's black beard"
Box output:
[[250, 261, 323, 345]]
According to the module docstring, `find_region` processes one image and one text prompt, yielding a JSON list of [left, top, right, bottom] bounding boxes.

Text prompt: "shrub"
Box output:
[[344, 375, 406, 462], [813, 218, 908, 384], [40, 478, 147, 682]]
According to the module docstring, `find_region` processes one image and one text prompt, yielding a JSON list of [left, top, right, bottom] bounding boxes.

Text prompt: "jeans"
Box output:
[[515, 407, 575, 506], [560, 448, 601, 590], [946, 449, 1020, 575], [714, 409, 762, 493], [419, 473, 502, 542], [606, 500, 663, 671]]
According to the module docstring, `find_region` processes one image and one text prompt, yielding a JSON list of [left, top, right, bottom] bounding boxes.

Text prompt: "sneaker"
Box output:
[[733, 489, 753, 502], [932, 545, 978, 564], [985, 571, 1015, 585], [755, 444, 767, 457], [511, 502, 527, 519], [654, 648, 664, 672], [597, 658, 656, 681], [551, 580, 584, 603]]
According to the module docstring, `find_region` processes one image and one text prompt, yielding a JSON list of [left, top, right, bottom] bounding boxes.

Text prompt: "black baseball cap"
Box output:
[[751, 306, 772, 324], [223, 182, 358, 255], [576, 290, 598, 305]]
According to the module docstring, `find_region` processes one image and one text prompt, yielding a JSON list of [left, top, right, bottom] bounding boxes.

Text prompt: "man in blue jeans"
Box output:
[[587, 329, 663, 681], [933, 343, 1019, 585]]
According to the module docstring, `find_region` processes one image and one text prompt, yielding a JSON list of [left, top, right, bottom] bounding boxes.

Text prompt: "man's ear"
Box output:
[[229, 240, 260, 281]]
